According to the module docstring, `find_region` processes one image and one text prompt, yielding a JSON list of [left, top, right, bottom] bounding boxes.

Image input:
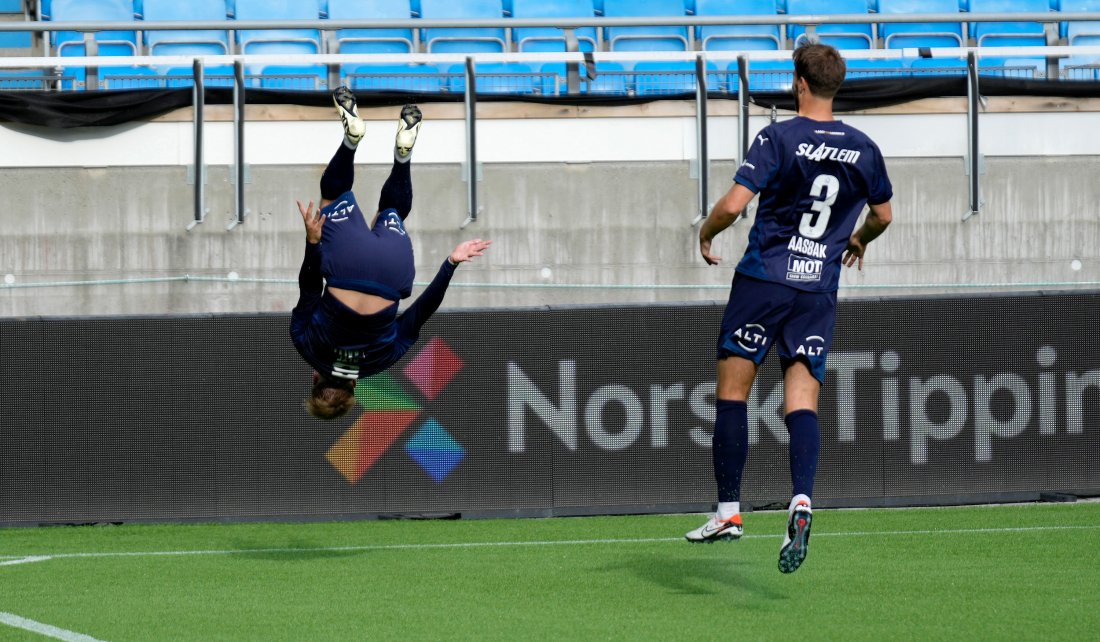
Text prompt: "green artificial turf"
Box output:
[[1, 502, 1098, 641]]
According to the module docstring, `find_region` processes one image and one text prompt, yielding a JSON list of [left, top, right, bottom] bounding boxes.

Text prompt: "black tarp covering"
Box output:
[[1, 76, 1099, 129]]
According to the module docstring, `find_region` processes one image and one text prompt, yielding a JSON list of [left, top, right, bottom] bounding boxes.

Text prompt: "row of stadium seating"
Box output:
[[2, 0, 1099, 90]]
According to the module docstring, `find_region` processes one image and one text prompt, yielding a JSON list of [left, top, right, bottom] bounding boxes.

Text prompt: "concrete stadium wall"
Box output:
[[1, 103, 1098, 316]]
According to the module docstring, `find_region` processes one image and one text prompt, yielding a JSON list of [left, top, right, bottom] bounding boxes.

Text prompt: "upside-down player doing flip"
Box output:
[[686, 44, 894, 573], [292, 87, 491, 420]]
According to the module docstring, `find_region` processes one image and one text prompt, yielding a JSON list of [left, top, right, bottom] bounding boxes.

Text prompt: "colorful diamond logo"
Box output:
[[402, 337, 465, 401], [404, 419, 466, 483], [326, 340, 468, 485]]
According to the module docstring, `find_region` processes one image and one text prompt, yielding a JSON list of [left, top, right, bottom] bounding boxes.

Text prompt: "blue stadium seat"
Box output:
[[447, 62, 541, 94], [582, 61, 630, 94], [1059, 0, 1100, 43], [908, 56, 969, 76], [328, 0, 415, 54], [696, 0, 782, 52], [978, 56, 1045, 77], [161, 65, 238, 88], [879, 0, 965, 49], [235, 0, 323, 57], [511, 0, 599, 52], [50, 0, 139, 89], [633, 60, 724, 95], [729, 58, 794, 92], [845, 58, 910, 78], [254, 64, 328, 89], [968, 0, 1050, 47], [603, 0, 691, 52], [142, 0, 230, 57], [1060, 56, 1100, 80], [344, 64, 449, 92], [420, 0, 507, 53], [410, 0, 420, 16], [0, 0, 24, 11], [0, 69, 54, 91], [51, 0, 138, 57], [99, 66, 162, 89], [787, 0, 873, 49]]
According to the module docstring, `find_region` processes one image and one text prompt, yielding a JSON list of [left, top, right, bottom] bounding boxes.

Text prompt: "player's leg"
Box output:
[[687, 275, 791, 544], [320, 86, 365, 209], [774, 291, 837, 573], [376, 104, 422, 221]]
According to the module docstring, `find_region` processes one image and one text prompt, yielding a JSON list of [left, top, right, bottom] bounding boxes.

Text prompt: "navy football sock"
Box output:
[[713, 400, 749, 503], [320, 142, 357, 201], [786, 409, 820, 499]]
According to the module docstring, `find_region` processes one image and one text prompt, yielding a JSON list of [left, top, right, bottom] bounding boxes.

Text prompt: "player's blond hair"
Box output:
[[306, 378, 357, 421]]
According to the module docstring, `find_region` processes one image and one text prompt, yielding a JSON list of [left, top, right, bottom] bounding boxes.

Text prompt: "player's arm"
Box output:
[[699, 183, 756, 265], [843, 201, 893, 271], [291, 201, 325, 336]]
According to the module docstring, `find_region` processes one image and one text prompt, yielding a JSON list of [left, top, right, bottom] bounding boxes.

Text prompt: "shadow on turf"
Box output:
[[620, 555, 790, 600], [228, 538, 369, 562]]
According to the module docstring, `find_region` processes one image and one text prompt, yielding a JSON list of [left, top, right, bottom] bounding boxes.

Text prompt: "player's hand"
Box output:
[[297, 200, 324, 245], [700, 235, 721, 265], [843, 233, 866, 270], [450, 239, 492, 265]]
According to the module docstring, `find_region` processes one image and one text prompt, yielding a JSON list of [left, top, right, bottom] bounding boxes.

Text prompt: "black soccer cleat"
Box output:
[[778, 501, 813, 574]]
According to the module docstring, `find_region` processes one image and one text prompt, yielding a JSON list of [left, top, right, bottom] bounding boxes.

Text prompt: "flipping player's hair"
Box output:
[[793, 43, 847, 99], [306, 377, 357, 421]]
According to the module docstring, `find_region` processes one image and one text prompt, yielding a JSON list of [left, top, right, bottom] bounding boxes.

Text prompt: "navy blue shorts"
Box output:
[[716, 273, 838, 383], [320, 190, 415, 300]]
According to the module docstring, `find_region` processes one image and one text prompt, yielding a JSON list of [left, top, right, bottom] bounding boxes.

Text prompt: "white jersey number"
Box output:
[[799, 174, 840, 240]]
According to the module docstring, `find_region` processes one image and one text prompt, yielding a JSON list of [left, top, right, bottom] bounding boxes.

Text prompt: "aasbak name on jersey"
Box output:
[[786, 235, 827, 283]]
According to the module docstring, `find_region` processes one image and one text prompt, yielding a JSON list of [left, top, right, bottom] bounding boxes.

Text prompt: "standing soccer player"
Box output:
[[291, 87, 491, 421], [686, 44, 894, 574]]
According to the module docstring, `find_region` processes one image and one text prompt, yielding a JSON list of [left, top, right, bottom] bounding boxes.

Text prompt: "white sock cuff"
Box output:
[[789, 494, 811, 513], [343, 138, 359, 151], [717, 501, 740, 520]]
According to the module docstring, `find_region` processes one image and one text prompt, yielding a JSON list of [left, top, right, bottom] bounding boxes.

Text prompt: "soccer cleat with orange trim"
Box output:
[[685, 513, 743, 543], [778, 500, 813, 573]]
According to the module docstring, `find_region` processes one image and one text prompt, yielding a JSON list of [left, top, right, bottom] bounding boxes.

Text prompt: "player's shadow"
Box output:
[[227, 538, 369, 562], [622, 555, 789, 601]]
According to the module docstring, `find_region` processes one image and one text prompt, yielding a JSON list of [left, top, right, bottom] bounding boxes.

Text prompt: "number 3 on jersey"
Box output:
[[799, 174, 840, 240]]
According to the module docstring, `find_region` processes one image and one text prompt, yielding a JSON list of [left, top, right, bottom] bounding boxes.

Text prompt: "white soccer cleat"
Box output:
[[333, 86, 365, 146], [685, 513, 743, 543], [394, 104, 422, 161], [778, 500, 813, 574]]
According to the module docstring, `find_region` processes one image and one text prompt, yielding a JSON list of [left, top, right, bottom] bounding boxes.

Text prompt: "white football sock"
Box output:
[[789, 494, 811, 512], [717, 502, 740, 520]]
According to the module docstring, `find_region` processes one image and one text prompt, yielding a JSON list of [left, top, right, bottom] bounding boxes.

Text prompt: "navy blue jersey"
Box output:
[[733, 116, 892, 292]]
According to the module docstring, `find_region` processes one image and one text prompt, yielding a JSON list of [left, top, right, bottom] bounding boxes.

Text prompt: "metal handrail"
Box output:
[[2, 13, 1100, 33]]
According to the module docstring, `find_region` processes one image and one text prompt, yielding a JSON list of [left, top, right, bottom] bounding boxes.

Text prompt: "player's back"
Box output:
[[734, 116, 892, 292]]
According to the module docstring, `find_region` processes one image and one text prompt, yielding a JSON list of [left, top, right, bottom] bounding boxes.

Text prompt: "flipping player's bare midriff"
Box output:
[[327, 288, 397, 315]]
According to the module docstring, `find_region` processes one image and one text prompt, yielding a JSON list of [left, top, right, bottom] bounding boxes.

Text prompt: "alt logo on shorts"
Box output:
[[734, 324, 768, 353]]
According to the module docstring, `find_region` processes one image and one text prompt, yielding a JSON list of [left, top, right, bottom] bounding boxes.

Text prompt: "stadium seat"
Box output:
[[845, 58, 910, 78], [978, 56, 1045, 77], [420, 0, 507, 54], [511, 0, 599, 52], [0, 0, 23, 11], [968, 0, 1051, 47], [908, 56, 969, 76], [581, 61, 631, 94], [729, 58, 795, 92], [344, 63, 449, 92], [161, 65, 238, 88], [328, 0, 415, 54], [0, 0, 30, 46], [447, 62, 541, 94], [1059, 0, 1100, 43], [603, 0, 691, 52], [142, 0, 230, 57], [879, 0, 965, 49], [787, 0, 874, 50], [50, 0, 139, 89], [99, 66, 162, 89], [1060, 56, 1100, 80], [696, 0, 782, 51], [51, 0, 138, 57], [254, 65, 329, 89], [235, 0, 323, 57], [0, 69, 54, 91], [633, 60, 724, 95]]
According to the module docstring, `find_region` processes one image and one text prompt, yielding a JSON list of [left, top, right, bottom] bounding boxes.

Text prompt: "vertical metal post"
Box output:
[[461, 56, 479, 228], [564, 28, 581, 95], [963, 50, 981, 222], [736, 55, 751, 224], [228, 59, 247, 231], [187, 58, 206, 231], [692, 53, 709, 225]]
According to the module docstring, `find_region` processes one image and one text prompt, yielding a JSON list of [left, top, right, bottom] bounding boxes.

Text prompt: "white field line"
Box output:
[[0, 523, 1097, 566], [0, 611, 106, 642]]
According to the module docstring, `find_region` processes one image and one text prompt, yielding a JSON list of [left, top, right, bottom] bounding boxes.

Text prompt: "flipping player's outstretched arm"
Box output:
[[290, 200, 326, 336], [699, 184, 756, 265], [395, 239, 492, 340], [842, 201, 893, 271]]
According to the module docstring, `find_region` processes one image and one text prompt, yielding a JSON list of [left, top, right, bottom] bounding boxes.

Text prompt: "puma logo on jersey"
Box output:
[[796, 142, 861, 164], [758, 135, 769, 145]]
